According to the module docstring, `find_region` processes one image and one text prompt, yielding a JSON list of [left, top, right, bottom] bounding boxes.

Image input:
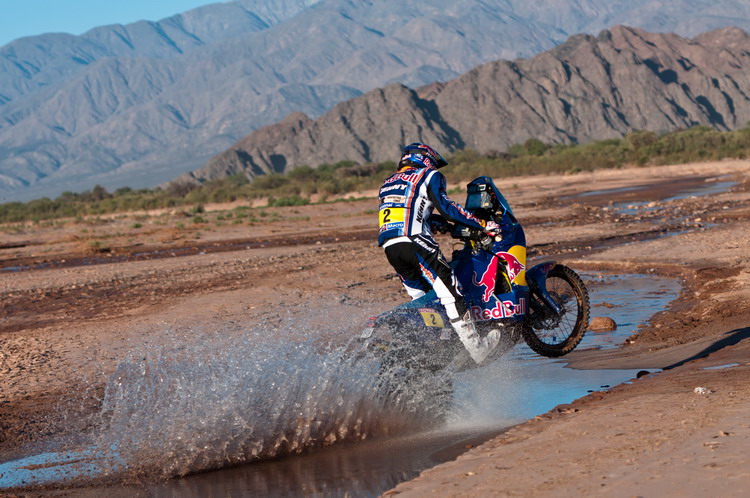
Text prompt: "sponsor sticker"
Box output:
[[383, 195, 405, 204], [380, 184, 405, 193], [471, 298, 527, 321], [384, 172, 420, 184]]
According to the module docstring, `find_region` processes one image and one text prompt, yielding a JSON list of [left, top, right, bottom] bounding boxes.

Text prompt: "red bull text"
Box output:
[[471, 297, 527, 321]]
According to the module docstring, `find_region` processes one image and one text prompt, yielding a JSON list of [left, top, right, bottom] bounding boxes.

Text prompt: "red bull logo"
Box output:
[[472, 257, 499, 303], [383, 171, 421, 184], [472, 247, 527, 303], [471, 298, 527, 321]]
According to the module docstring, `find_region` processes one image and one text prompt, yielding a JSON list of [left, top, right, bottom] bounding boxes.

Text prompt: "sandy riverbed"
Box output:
[[2, 159, 750, 496]]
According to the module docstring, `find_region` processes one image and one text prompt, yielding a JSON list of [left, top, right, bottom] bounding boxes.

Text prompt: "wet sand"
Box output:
[[2, 159, 750, 496]]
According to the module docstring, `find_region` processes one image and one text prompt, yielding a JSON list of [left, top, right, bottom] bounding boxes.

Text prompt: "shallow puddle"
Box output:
[[0, 273, 681, 496], [147, 427, 506, 497], [615, 179, 737, 216], [567, 175, 735, 206], [702, 362, 741, 371], [662, 180, 737, 202], [580, 272, 682, 350]]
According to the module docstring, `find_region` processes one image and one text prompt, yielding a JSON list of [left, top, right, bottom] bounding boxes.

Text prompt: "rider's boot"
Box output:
[[451, 311, 501, 364]]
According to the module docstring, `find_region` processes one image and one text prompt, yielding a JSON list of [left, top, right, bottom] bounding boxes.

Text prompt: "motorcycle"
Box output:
[[357, 176, 590, 414]]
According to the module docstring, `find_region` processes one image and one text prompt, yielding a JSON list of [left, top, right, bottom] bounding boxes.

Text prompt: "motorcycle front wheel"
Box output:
[[521, 264, 590, 357]]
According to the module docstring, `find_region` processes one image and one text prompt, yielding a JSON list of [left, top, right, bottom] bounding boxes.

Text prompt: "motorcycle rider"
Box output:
[[378, 142, 501, 364]]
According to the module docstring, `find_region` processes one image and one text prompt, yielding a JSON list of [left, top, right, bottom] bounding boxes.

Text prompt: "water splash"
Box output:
[[90, 323, 439, 482]]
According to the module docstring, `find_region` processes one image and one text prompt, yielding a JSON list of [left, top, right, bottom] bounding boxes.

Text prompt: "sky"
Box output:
[[0, 0, 220, 47]]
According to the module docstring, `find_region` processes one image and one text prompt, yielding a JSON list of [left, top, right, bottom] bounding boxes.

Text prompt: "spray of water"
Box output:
[[90, 320, 441, 482]]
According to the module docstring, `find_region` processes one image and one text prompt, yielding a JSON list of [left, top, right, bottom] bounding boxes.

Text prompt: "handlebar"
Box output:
[[441, 223, 494, 252], [449, 224, 483, 240], [434, 220, 498, 251]]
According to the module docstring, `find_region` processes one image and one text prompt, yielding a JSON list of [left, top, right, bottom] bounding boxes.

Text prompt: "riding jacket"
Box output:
[[378, 165, 485, 247]]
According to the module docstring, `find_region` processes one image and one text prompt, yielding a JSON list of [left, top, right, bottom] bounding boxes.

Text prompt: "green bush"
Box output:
[[267, 195, 310, 207]]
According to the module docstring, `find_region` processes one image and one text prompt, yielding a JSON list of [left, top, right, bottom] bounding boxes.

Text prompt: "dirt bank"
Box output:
[[1, 159, 750, 496]]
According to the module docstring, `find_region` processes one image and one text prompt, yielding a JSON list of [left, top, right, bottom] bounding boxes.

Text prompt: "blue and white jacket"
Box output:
[[378, 165, 485, 247]]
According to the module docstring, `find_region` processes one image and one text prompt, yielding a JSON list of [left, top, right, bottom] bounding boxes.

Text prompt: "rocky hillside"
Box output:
[[173, 25, 750, 186], [3, 0, 750, 201]]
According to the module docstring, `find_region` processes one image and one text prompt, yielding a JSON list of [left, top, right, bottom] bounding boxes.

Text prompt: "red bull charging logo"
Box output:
[[472, 257, 498, 303], [499, 251, 526, 283], [472, 251, 526, 303]]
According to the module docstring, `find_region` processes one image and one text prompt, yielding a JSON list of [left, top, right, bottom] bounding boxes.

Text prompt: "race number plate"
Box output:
[[379, 206, 406, 227], [419, 311, 445, 328]]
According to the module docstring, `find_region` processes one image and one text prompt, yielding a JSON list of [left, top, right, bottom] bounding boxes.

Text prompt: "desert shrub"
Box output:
[[267, 195, 310, 207]]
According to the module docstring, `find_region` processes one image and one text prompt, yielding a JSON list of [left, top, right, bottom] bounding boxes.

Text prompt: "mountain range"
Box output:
[[171, 24, 750, 187], [2, 0, 750, 201]]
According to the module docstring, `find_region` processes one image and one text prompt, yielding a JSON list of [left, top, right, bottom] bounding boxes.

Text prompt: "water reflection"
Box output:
[[149, 428, 503, 497]]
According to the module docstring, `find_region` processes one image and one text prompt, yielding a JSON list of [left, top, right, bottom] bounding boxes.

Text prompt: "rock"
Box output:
[[589, 316, 617, 332]]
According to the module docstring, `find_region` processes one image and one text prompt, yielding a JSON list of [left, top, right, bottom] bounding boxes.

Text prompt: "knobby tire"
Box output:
[[521, 264, 590, 357]]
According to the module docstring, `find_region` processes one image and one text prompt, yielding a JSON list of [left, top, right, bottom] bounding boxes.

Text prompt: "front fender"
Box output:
[[526, 262, 562, 315]]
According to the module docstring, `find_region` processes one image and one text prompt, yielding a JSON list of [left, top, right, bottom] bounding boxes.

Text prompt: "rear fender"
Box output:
[[361, 305, 451, 344], [526, 262, 562, 315], [360, 306, 456, 371]]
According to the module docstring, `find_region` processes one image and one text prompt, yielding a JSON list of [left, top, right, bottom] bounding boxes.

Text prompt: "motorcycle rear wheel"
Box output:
[[521, 264, 590, 357]]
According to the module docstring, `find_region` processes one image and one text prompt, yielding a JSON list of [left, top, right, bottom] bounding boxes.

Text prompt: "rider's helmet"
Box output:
[[399, 142, 448, 169]]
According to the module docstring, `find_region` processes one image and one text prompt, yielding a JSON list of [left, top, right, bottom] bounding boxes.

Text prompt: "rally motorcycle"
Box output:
[[358, 177, 590, 413]]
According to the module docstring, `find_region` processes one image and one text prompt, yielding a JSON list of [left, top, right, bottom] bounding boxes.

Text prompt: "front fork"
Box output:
[[525, 262, 563, 315]]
